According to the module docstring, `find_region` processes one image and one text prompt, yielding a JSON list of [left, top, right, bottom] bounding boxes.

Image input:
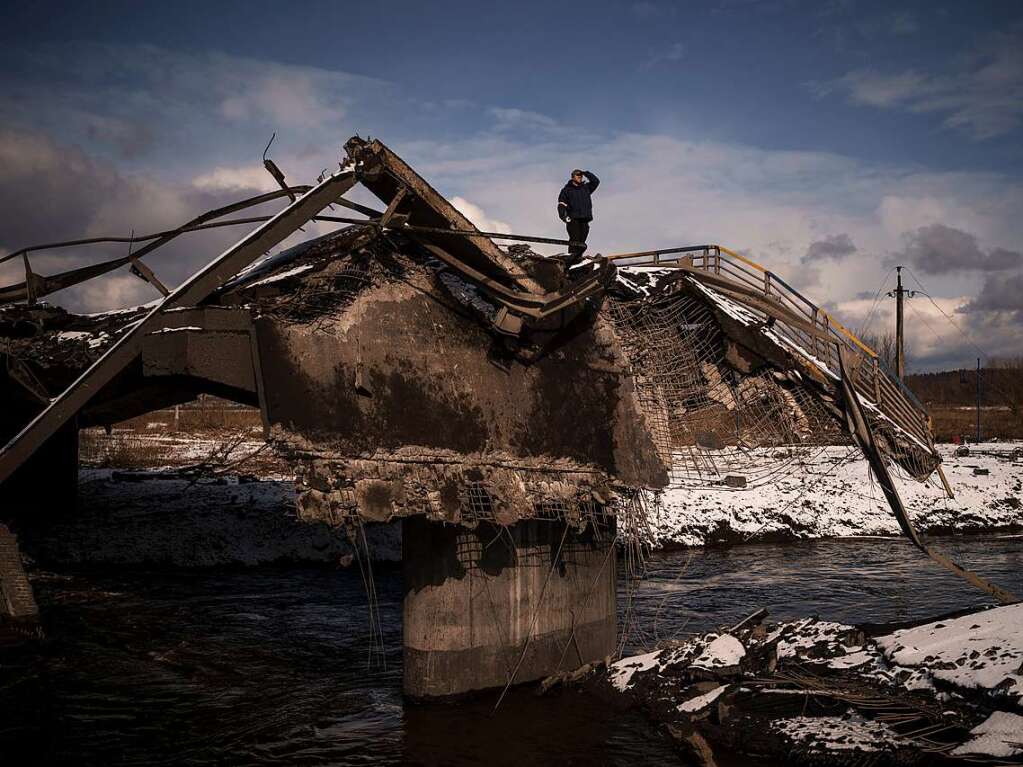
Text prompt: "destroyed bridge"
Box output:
[[0, 136, 980, 699]]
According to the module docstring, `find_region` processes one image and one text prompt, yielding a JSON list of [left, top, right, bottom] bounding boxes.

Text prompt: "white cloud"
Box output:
[[76, 273, 159, 312], [450, 196, 511, 234], [814, 25, 1023, 140], [488, 108, 561, 133], [219, 71, 345, 127], [839, 69, 939, 108], [193, 165, 278, 193]]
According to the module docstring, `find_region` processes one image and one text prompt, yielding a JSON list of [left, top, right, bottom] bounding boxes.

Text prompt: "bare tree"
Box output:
[[860, 331, 909, 374]]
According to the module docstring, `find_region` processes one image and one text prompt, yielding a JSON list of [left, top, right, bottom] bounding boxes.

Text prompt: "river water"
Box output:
[[3, 535, 1022, 766]]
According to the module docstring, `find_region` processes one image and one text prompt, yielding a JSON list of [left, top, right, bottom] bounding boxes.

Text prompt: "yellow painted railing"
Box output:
[[713, 245, 878, 359]]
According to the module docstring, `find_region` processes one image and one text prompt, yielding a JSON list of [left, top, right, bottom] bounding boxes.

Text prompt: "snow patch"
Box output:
[[150, 326, 203, 334], [244, 263, 315, 288], [951, 711, 1023, 757], [773, 712, 905, 753], [691, 633, 745, 669], [876, 603, 1023, 705], [651, 442, 1023, 547], [772, 618, 857, 661], [609, 650, 662, 692], [677, 684, 727, 713], [615, 266, 674, 297], [57, 329, 110, 348]]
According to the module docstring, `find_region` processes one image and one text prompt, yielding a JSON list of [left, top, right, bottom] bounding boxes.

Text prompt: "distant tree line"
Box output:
[[859, 331, 1022, 413], [905, 356, 1023, 411]]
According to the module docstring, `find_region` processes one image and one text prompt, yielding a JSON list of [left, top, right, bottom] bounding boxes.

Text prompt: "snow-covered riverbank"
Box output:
[[650, 442, 1023, 547], [22, 442, 1020, 567]]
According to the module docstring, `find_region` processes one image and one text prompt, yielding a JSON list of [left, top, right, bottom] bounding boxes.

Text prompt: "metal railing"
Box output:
[[609, 244, 934, 450]]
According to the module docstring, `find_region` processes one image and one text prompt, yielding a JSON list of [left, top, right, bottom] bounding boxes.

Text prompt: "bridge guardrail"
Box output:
[[608, 244, 935, 452]]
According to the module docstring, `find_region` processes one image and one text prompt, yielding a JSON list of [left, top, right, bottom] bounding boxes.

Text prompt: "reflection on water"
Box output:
[[627, 535, 1023, 647], [3, 536, 1022, 766]]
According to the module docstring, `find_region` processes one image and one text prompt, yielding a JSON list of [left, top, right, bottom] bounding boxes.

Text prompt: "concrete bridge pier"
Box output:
[[401, 516, 617, 700]]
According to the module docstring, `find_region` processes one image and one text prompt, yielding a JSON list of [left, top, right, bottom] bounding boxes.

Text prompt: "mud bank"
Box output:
[[589, 603, 1023, 765]]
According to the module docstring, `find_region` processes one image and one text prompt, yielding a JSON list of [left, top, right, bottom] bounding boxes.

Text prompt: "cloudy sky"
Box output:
[[1, 0, 1021, 371]]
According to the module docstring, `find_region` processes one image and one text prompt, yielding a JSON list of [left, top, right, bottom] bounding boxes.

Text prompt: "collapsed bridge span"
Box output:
[[1, 135, 970, 696]]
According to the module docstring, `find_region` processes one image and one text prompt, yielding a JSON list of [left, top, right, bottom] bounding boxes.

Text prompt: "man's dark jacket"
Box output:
[[557, 171, 600, 221]]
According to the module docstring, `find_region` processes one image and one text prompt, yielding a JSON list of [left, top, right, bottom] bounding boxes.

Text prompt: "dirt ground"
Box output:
[[928, 405, 1023, 442], [78, 398, 290, 477]]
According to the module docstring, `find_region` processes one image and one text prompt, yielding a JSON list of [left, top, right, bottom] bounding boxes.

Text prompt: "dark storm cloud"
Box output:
[[803, 232, 857, 262], [960, 272, 1023, 322], [0, 130, 120, 248], [0, 129, 272, 312], [894, 224, 1023, 274]]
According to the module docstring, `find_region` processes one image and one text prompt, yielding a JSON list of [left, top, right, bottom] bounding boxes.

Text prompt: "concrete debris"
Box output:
[[587, 603, 1023, 765], [293, 449, 617, 529]]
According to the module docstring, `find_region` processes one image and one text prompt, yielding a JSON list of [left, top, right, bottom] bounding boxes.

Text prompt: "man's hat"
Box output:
[[571, 169, 584, 175]]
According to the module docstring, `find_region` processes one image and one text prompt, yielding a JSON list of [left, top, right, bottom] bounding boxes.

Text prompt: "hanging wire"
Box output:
[[492, 523, 570, 712], [905, 300, 954, 352], [903, 267, 988, 359], [856, 265, 897, 339]]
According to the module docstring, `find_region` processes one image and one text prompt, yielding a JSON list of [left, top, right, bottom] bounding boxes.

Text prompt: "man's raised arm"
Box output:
[[585, 170, 600, 192]]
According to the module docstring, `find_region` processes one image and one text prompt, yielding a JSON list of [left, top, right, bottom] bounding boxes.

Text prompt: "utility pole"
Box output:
[[886, 266, 916, 379], [976, 357, 982, 443]]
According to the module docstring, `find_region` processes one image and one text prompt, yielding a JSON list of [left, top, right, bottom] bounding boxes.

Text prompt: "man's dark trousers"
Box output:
[[566, 219, 590, 263]]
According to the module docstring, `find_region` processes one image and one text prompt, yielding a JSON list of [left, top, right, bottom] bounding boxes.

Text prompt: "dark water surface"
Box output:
[[3, 536, 1023, 766]]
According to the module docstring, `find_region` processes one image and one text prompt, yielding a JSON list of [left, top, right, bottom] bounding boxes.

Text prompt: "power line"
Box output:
[[905, 300, 953, 352], [903, 267, 987, 360]]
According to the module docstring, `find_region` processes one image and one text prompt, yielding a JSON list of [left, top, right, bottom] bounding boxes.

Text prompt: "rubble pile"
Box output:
[[0, 302, 145, 393], [587, 603, 1023, 765]]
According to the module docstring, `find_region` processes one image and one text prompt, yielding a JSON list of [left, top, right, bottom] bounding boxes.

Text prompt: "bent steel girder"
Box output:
[[344, 137, 542, 295], [0, 187, 313, 305], [0, 187, 314, 269], [837, 346, 1017, 605], [0, 171, 356, 487]]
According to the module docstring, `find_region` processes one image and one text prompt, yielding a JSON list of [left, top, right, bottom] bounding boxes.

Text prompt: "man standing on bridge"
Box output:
[[557, 169, 600, 264]]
